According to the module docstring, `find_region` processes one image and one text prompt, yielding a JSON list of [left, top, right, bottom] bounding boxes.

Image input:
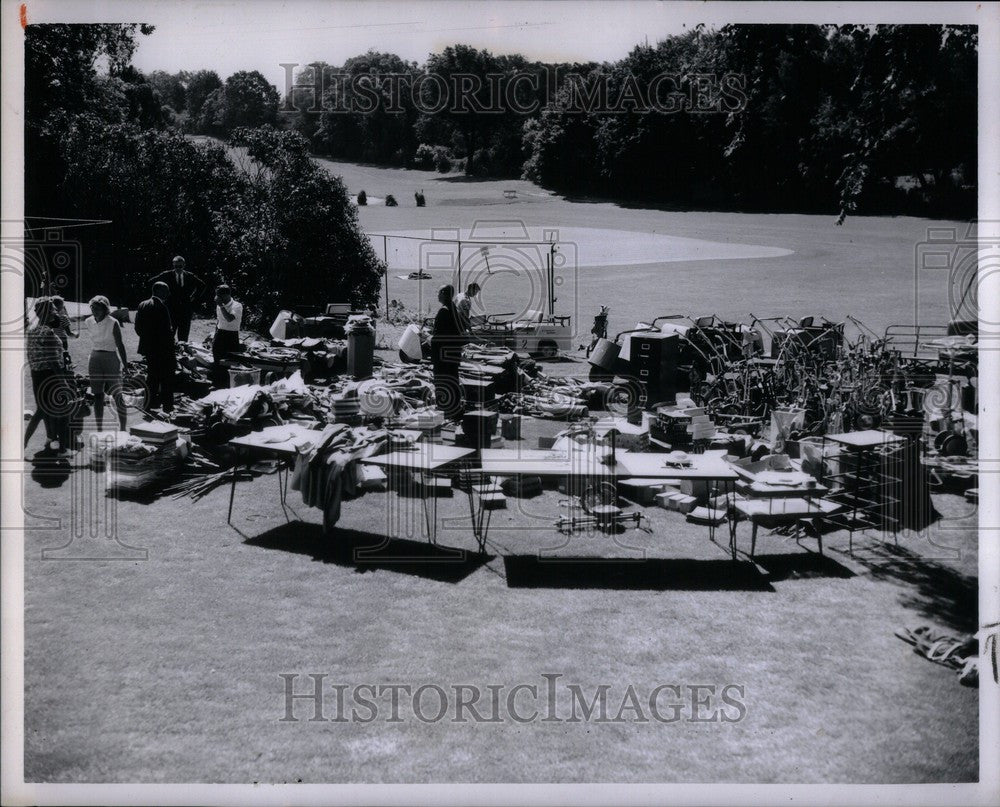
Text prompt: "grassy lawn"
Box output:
[[20, 161, 979, 783], [338, 158, 964, 342]]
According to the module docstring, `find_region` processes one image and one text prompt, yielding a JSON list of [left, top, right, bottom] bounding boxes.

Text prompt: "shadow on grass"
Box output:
[[29, 455, 72, 488], [244, 521, 491, 584], [502, 556, 773, 591], [752, 551, 856, 582], [848, 542, 978, 634], [432, 174, 517, 184]]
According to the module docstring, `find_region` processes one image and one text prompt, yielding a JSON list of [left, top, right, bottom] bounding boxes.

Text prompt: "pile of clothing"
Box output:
[[498, 372, 611, 420], [289, 423, 390, 531]]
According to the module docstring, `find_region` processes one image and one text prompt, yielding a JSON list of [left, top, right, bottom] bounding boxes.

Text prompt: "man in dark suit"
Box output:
[[152, 255, 205, 342], [134, 281, 176, 413]]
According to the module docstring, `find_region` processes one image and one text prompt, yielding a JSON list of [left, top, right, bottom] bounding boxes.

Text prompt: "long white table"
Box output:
[[474, 447, 742, 558], [361, 444, 476, 543]]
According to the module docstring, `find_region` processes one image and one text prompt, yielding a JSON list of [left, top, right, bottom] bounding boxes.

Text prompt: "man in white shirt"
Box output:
[[212, 285, 243, 382]]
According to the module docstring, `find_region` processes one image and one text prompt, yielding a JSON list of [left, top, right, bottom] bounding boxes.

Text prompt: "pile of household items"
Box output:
[[95, 308, 977, 548]]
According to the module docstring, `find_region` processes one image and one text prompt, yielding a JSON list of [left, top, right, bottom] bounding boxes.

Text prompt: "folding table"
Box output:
[[475, 447, 742, 559], [360, 444, 475, 543], [615, 451, 741, 558], [733, 497, 843, 559], [227, 426, 327, 525]]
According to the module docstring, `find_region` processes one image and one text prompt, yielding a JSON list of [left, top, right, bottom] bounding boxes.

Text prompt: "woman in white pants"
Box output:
[[84, 295, 129, 431]]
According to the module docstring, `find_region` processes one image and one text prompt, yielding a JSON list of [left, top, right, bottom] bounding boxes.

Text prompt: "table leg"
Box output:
[[278, 462, 290, 522], [421, 484, 432, 542], [420, 472, 438, 545], [750, 521, 758, 560], [227, 446, 241, 525], [465, 481, 480, 549], [726, 480, 738, 561]]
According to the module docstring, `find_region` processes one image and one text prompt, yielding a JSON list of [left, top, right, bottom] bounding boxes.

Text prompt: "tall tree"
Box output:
[[422, 45, 502, 175], [313, 52, 421, 164], [182, 69, 223, 117], [221, 70, 280, 131], [146, 69, 187, 112], [25, 23, 155, 216]]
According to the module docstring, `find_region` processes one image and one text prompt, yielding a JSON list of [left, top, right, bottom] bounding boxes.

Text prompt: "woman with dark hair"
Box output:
[[26, 297, 73, 455], [430, 284, 465, 422], [84, 295, 129, 431]]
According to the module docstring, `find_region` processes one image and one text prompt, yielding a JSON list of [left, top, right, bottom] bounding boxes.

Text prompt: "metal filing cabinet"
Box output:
[[629, 332, 680, 409]]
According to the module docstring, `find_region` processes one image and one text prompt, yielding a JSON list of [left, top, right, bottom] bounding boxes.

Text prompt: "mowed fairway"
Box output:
[[339, 159, 967, 340], [21, 159, 979, 784]]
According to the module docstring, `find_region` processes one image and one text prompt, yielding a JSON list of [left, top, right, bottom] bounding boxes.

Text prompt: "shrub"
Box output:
[[414, 143, 453, 173]]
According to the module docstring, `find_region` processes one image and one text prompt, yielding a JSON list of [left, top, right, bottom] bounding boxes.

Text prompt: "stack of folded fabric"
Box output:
[[103, 430, 189, 496]]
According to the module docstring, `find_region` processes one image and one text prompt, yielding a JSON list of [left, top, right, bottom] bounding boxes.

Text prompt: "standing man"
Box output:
[[454, 282, 481, 335], [152, 255, 205, 342], [134, 281, 176, 413], [212, 285, 243, 385], [430, 284, 466, 422]]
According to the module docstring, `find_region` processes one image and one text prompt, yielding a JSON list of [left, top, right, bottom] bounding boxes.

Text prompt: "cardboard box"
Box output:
[[411, 473, 453, 497], [675, 494, 698, 514], [680, 479, 709, 501], [686, 506, 726, 526], [356, 464, 387, 491], [501, 475, 543, 498], [479, 491, 507, 510], [617, 480, 661, 506], [655, 490, 681, 510]]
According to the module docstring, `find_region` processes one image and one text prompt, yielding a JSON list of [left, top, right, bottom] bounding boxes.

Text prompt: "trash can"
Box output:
[[398, 323, 424, 362], [500, 414, 522, 440], [589, 338, 620, 371], [347, 318, 375, 379]]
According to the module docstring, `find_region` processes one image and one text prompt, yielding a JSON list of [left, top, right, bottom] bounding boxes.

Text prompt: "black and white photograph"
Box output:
[[1, 1, 998, 804]]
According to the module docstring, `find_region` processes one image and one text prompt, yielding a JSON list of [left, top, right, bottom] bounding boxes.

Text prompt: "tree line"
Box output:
[[24, 23, 976, 321], [136, 24, 976, 221], [278, 25, 976, 220]]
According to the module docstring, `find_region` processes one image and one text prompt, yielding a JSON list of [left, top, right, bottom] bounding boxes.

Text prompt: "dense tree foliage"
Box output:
[[226, 127, 385, 314], [282, 25, 975, 218], [25, 24, 384, 324], [519, 24, 976, 218], [312, 52, 422, 165]]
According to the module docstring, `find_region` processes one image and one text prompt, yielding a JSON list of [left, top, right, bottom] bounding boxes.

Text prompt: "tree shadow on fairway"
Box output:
[[847, 542, 977, 634], [502, 556, 773, 591], [432, 174, 513, 184], [244, 521, 492, 584]]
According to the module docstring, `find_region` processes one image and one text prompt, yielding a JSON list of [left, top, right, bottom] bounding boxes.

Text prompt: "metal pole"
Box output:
[[383, 235, 389, 319], [549, 244, 556, 318], [457, 240, 462, 292]]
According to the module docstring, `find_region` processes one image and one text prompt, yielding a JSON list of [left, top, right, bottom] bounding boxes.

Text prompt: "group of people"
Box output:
[[430, 281, 480, 422], [25, 255, 243, 456], [26, 294, 130, 455], [27, 256, 481, 451]]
